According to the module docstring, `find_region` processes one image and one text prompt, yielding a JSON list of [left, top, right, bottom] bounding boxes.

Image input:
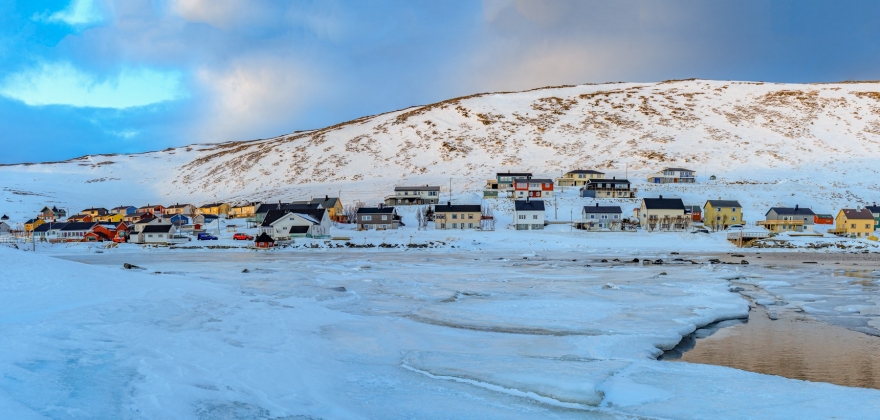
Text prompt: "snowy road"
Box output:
[[2, 247, 880, 419]]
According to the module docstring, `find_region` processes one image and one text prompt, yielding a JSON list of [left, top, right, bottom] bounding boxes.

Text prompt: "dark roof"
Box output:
[[141, 224, 174, 233], [643, 197, 685, 210], [357, 207, 395, 214], [663, 167, 694, 172], [82, 207, 108, 213], [134, 215, 157, 224], [496, 172, 532, 177], [865, 205, 880, 214], [514, 200, 545, 211], [586, 178, 630, 184], [394, 186, 441, 192], [815, 214, 834, 218], [33, 223, 60, 232], [254, 232, 275, 242], [310, 197, 339, 207], [768, 207, 815, 216], [255, 203, 320, 214], [0, 214, 8, 220], [61, 222, 97, 231], [25, 218, 38, 224], [166, 203, 193, 209], [199, 203, 227, 208], [841, 209, 874, 220], [40, 206, 51, 212], [514, 178, 553, 183], [582, 205, 622, 214], [705, 200, 742, 208], [435, 204, 482, 213], [232, 201, 260, 208], [566, 169, 604, 174], [289, 226, 310, 234], [684, 205, 702, 213]]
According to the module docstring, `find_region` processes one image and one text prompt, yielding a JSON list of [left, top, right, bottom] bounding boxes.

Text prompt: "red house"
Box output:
[[814, 214, 834, 225], [685, 205, 703, 222], [513, 178, 554, 199], [254, 232, 275, 249]]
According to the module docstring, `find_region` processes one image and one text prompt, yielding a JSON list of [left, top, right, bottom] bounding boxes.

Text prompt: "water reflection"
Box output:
[[665, 306, 880, 390]]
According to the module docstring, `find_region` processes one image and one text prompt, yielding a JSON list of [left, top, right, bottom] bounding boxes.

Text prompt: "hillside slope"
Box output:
[[3, 79, 880, 220]]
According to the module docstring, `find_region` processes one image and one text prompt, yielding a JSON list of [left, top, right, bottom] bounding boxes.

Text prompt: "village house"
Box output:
[[24, 218, 44, 232], [95, 213, 125, 223], [59, 222, 98, 240], [230, 202, 260, 219], [513, 178, 554, 199], [834, 209, 875, 238], [66, 214, 93, 223], [38, 206, 67, 221], [759, 206, 815, 233], [79, 207, 109, 218], [814, 213, 835, 225], [137, 204, 166, 216], [197, 203, 231, 217], [0, 221, 11, 236], [253, 203, 320, 224], [356, 206, 400, 230], [434, 203, 482, 229], [580, 178, 635, 198], [647, 167, 696, 184], [111, 205, 137, 216], [493, 171, 532, 191], [138, 224, 177, 244], [703, 200, 744, 230], [556, 169, 604, 187], [684, 205, 703, 222], [254, 232, 275, 248], [639, 196, 687, 231], [124, 212, 153, 223], [308, 197, 344, 223], [259, 209, 331, 239], [385, 186, 440, 206], [131, 215, 172, 234], [865, 204, 880, 230], [33, 222, 67, 241], [165, 203, 196, 216], [577, 204, 623, 230], [514, 199, 545, 230]]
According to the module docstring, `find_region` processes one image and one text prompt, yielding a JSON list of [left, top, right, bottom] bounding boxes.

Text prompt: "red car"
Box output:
[[233, 233, 254, 241]]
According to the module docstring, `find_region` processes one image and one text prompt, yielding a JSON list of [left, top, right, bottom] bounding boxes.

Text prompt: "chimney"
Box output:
[[795, 204, 799, 211], [378, 203, 384, 209], [659, 195, 663, 199], [595, 203, 599, 207], [526, 196, 530, 203], [325, 195, 329, 200], [447, 201, 451, 206]]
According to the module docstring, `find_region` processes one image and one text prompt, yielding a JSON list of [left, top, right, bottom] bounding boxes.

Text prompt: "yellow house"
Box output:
[[24, 218, 45, 232], [95, 213, 125, 223], [310, 197, 344, 222], [703, 200, 744, 230], [556, 169, 604, 187], [639, 196, 687, 231], [434, 203, 482, 229], [231, 202, 260, 219], [835, 209, 875, 238], [198, 202, 231, 217]]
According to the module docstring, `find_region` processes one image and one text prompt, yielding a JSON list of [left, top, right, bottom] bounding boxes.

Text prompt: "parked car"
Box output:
[[727, 224, 744, 230], [233, 233, 254, 240], [197, 233, 218, 240], [691, 228, 710, 234]]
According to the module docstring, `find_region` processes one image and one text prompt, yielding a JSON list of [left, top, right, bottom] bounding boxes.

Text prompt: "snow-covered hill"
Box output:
[[4, 79, 880, 221]]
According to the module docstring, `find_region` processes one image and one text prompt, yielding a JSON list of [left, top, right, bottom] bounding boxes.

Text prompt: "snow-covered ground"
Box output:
[[3, 246, 880, 419]]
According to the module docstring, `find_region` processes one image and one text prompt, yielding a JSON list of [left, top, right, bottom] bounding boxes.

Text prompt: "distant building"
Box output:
[[513, 178, 554, 199], [514, 199, 545, 230], [356, 206, 400, 230], [647, 167, 695, 184], [703, 200, 744, 230], [580, 178, 635, 198], [385, 186, 440, 206], [490, 171, 532, 191], [165, 204, 196, 216], [434, 203, 482, 230], [556, 169, 604, 187], [834, 209, 875, 238], [639, 196, 687, 230], [759, 206, 815, 233], [577, 204, 623, 230]]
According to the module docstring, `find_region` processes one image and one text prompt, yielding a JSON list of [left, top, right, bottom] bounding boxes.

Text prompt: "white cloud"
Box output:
[[40, 0, 104, 26], [0, 62, 185, 109]]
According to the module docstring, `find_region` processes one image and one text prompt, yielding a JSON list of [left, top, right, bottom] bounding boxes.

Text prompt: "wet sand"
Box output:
[[667, 305, 880, 390]]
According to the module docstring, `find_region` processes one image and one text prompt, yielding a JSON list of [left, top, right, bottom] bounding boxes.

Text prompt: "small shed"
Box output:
[[254, 232, 275, 248], [814, 214, 834, 225]]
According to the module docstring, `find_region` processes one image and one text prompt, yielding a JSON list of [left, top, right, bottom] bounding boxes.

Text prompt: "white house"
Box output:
[[578, 204, 623, 230], [259, 209, 331, 239], [514, 199, 545, 230], [139, 224, 177, 244], [0, 221, 10, 236]]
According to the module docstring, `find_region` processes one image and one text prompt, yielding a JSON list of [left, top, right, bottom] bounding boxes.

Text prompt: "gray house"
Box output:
[[578, 204, 623, 230], [580, 178, 635, 198], [761, 206, 815, 232], [385, 186, 440, 206], [356, 206, 400, 230], [0, 221, 10, 236]]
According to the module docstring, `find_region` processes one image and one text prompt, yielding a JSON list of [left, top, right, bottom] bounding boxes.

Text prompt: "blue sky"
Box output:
[[2, 0, 880, 163]]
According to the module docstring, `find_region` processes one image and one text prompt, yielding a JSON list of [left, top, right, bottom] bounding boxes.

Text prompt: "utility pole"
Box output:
[[554, 195, 558, 220], [570, 209, 572, 232]]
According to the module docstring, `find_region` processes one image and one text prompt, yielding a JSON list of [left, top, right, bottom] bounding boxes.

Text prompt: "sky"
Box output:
[[2, 0, 880, 163]]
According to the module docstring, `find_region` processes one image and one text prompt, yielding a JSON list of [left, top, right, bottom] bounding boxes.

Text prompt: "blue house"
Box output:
[[170, 214, 190, 226], [111, 205, 138, 216]]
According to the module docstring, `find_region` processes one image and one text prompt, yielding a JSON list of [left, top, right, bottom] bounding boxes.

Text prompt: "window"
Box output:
[[613, 215, 619, 219], [452, 214, 458, 219], [148, 234, 153, 238], [716, 208, 721, 212], [732, 217, 736, 221], [533, 215, 538, 219], [382, 224, 387, 229], [382, 215, 388, 220], [716, 216, 721, 221], [851, 224, 856, 228], [732, 208, 737, 212], [468, 214, 473, 219], [468, 223, 473, 228], [452, 223, 457, 228], [590, 215, 595, 219], [363, 215, 372, 221], [601, 215, 608, 219], [518, 215, 526, 220]]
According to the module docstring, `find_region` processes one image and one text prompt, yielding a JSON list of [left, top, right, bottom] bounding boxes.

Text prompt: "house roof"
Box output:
[[514, 178, 553, 183], [582, 205, 622, 214], [165, 203, 193, 209], [33, 223, 67, 232], [358, 207, 395, 214], [663, 167, 694, 172], [705, 200, 742, 208], [137, 205, 160, 209], [0, 214, 8, 220], [261, 209, 327, 227], [199, 203, 227, 208], [587, 178, 630, 184], [768, 207, 816, 216], [141, 224, 174, 233], [310, 197, 339, 207], [684, 205, 702, 213], [61, 222, 97, 231], [566, 169, 604, 174], [82, 207, 109, 213], [134, 215, 157, 225], [232, 201, 260, 208], [435, 204, 482, 213], [642, 197, 685, 210], [111, 205, 134, 211], [289, 226, 310, 234], [25, 218, 38, 224], [840, 209, 875, 220], [255, 203, 320, 214], [515, 200, 545, 211], [865, 205, 880, 214], [496, 172, 532, 177], [815, 214, 834, 218], [254, 232, 275, 242], [394, 186, 441, 192]]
